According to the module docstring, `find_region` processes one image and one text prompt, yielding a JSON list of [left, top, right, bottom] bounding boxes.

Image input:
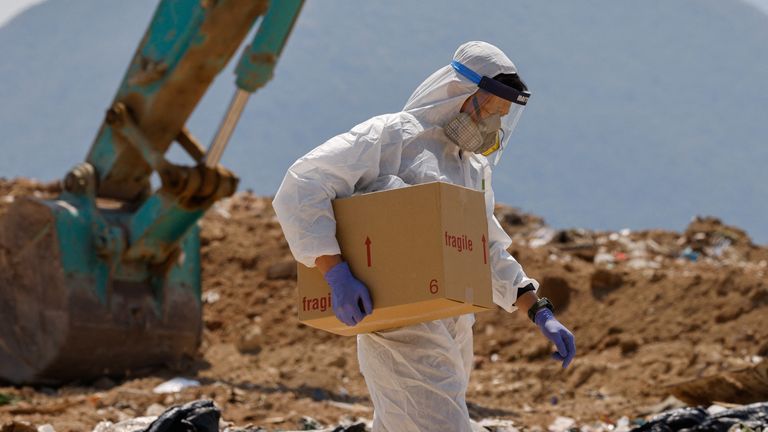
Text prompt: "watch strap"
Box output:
[[527, 297, 554, 323]]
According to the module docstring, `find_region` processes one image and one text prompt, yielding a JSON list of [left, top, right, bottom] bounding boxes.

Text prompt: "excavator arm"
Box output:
[[0, 0, 303, 384]]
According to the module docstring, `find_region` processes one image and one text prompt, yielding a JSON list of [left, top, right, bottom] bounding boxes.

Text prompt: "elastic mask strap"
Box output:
[[471, 95, 483, 120]]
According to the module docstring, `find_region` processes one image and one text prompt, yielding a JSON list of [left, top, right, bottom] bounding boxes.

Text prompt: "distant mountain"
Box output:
[[1, 0, 766, 244]]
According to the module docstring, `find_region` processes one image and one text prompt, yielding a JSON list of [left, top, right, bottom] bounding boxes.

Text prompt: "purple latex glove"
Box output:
[[535, 308, 576, 368], [323, 262, 373, 326]]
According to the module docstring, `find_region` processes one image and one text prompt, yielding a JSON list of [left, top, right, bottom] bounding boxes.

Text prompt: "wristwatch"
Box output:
[[527, 297, 554, 323]]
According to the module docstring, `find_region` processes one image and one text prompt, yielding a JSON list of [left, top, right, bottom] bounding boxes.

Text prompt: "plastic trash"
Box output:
[[144, 399, 220, 432], [681, 247, 700, 262], [91, 417, 156, 432], [631, 402, 768, 432], [548, 416, 575, 432], [152, 377, 201, 394], [708, 237, 732, 257], [300, 416, 323, 429], [594, 252, 615, 265], [202, 291, 220, 304], [476, 418, 520, 432], [615, 417, 632, 432], [529, 227, 556, 248]]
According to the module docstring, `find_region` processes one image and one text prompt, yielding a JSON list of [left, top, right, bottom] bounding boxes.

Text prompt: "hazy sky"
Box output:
[[2, 0, 768, 28], [742, 0, 768, 13], [1, 0, 767, 243]]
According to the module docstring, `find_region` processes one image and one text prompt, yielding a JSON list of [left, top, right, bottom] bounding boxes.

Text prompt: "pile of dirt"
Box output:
[[0, 178, 766, 431]]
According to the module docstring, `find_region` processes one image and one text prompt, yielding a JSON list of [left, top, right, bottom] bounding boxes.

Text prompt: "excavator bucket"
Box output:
[[0, 0, 304, 384], [0, 196, 201, 384]]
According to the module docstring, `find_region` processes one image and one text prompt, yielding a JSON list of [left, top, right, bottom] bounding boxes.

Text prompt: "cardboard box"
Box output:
[[297, 181, 493, 336]]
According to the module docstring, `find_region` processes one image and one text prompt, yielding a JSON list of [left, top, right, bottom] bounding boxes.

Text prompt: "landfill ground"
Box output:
[[1, 178, 767, 431]]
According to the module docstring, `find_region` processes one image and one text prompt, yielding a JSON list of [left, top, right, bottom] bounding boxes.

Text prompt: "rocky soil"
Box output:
[[1, 178, 766, 431]]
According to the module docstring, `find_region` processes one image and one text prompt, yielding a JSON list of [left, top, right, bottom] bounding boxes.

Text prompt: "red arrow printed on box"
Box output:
[[482, 235, 487, 264], [365, 236, 372, 267]]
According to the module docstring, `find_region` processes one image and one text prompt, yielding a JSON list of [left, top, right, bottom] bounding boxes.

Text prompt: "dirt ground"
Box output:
[[1, 178, 766, 431]]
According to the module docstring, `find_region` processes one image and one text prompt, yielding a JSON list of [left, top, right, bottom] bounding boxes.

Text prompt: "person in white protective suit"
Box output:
[[273, 41, 576, 432]]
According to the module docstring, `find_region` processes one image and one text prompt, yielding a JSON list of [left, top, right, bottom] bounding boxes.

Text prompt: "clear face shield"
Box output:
[[450, 61, 530, 166], [464, 89, 526, 166]]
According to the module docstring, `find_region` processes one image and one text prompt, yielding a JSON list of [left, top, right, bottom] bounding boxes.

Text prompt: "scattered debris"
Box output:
[[203, 290, 221, 304], [92, 417, 155, 432], [631, 402, 768, 432], [680, 247, 700, 262], [326, 401, 372, 413], [638, 396, 688, 416], [476, 418, 520, 432], [3, 179, 768, 431], [142, 400, 220, 432], [299, 416, 323, 430], [548, 416, 575, 432], [152, 377, 201, 394], [529, 227, 556, 248]]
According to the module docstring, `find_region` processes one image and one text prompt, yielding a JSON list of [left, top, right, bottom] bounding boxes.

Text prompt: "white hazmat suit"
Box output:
[[273, 41, 539, 431]]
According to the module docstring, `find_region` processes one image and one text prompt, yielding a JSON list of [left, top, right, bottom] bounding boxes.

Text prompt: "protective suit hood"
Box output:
[[403, 41, 518, 127]]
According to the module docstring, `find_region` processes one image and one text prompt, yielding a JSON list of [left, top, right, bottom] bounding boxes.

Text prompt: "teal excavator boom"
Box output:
[[0, 0, 304, 384]]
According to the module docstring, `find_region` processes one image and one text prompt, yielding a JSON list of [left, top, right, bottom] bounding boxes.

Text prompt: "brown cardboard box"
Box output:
[[297, 182, 493, 336]]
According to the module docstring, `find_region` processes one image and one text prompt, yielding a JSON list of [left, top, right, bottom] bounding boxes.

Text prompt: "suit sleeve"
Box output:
[[482, 164, 539, 312], [272, 114, 417, 267]]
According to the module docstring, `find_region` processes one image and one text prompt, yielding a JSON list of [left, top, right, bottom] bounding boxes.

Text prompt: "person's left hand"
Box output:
[[534, 308, 576, 368]]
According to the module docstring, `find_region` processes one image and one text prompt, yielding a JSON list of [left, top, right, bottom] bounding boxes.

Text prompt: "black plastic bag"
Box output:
[[143, 399, 220, 432], [632, 402, 768, 432]]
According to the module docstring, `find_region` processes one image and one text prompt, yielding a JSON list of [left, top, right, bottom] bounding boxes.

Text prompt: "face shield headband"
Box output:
[[451, 60, 531, 165]]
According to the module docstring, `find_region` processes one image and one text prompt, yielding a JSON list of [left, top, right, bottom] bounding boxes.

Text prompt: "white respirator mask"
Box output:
[[445, 60, 530, 166], [444, 105, 502, 156]]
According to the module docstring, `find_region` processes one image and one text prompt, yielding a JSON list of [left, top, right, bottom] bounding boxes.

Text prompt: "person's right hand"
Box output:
[[323, 262, 373, 326]]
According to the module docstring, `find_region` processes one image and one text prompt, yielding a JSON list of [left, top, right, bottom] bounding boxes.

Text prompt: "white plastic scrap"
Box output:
[[212, 201, 232, 219], [705, 237, 732, 258], [152, 377, 201, 394], [594, 251, 615, 265], [91, 417, 156, 432], [530, 227, 556, 248], [707, 404, 729, 415], [628, 258, 661, 270], [202, 291, 221, 304], [477, 418, 520, 432], [548, 416, 576, 432], [614, 416, 632, 432]]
